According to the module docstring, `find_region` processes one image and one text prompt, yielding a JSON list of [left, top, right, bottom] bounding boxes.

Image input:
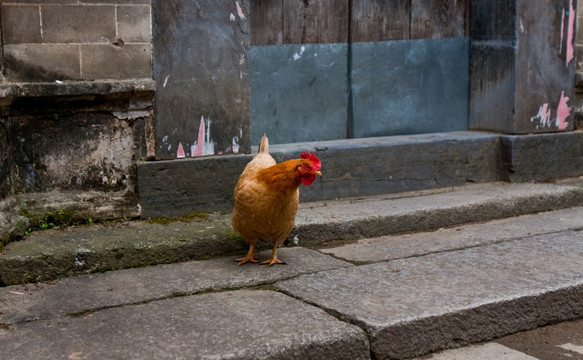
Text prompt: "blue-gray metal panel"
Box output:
[[351, 38, 470, 138], [250, 43, 348, 145]]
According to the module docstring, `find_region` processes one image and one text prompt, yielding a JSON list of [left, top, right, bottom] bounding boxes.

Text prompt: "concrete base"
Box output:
[[501, 131, 583, 182], [137, 131, 583, 218]]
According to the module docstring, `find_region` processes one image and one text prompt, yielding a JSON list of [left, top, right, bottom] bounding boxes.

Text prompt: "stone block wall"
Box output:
[[0, 1, 155, 244], [1, 0, 152, 81]]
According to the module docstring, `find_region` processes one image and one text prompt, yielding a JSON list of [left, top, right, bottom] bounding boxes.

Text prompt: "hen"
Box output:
[[231, 134, 322, 266]]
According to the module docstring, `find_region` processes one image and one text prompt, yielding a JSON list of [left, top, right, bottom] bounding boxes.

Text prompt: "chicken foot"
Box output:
[[260, 242, 286, 266], [235, 243, 260, 265]]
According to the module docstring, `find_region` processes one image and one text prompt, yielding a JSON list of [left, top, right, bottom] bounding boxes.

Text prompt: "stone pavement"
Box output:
[[1, 179, 583, 359], [419, 318, 583, 359]]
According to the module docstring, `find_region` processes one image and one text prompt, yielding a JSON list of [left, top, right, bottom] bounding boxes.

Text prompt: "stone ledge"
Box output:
[[0, 79, 156, 106], [138, 131, 503, 217]]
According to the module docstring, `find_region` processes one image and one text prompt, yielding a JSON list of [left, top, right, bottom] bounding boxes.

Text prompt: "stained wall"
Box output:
[[0, 1, 155, 241]]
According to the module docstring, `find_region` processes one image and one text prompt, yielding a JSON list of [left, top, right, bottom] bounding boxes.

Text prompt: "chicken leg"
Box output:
[[235, 242, 260, 265], [261, 241, 286, 266]]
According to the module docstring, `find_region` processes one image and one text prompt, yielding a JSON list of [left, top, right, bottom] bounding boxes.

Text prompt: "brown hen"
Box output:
[[231, 134, 322, 266]]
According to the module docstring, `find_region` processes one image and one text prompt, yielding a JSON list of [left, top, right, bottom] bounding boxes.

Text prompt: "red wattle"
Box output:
[[302, 176, 316, 186]]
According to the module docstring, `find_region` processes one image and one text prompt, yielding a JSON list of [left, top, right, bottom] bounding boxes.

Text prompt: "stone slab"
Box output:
[[417, 343, 538, 360], [276, 232, 583, 359], [80, 44, 152, 79], [501, 132, 583, 182], [0, 79, 156, 103], [298, 131, 501, 201], [41, 5, 116, 43], [293, 182, 583, 246], [0, 247, 351, 325], [3, 43, 81, 81], [320, 206, 583, 263], [0, 214, 240, 286], [137, 154, 252, 216], [116, 5, 151, 43], [0, 290, 370, 360], [138, 131, 502, 216], [0, 4, 42, 44]]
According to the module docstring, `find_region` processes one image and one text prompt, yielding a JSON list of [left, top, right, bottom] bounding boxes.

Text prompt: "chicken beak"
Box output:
[[314, 170, 322, 176]]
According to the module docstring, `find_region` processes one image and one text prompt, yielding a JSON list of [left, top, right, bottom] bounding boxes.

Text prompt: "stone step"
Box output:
[[1, 180, 583, 286], [137, 131, 583, 217], [277, 230, 583, 359], [1, 207, 583, 359]]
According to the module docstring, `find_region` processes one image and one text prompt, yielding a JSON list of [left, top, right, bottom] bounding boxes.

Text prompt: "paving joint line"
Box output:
[[8, 261, 344, 325], [275, 285, 375, 356]]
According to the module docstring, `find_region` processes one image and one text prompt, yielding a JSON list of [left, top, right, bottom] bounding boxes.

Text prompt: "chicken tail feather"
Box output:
[[259, 134, 269, 154]]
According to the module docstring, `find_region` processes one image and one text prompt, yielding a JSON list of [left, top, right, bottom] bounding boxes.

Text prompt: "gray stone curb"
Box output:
[[1, 181, 583, 286]]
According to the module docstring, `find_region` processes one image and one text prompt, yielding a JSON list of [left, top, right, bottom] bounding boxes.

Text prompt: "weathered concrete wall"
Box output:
[[470, 0, 577, 133], [152, 0, 251, 160], [0, 1, 155, 243], [0, 81, 155, 242]]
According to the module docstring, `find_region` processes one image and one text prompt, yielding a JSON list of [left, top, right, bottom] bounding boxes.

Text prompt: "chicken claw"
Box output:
[[235, 255, 260, 265], [260, 257, 286, 266], [236, 243, 260, 265]]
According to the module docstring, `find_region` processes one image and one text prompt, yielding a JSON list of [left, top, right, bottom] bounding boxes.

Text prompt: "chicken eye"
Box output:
[[303, 164, 309, 170]]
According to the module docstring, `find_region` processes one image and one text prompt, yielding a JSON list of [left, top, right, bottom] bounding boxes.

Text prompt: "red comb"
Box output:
[[300, 151, 321, 170]]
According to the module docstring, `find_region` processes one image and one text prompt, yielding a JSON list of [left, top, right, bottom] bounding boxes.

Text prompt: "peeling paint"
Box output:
[[531, 103, 551, 129], [177, 142, 185, 158], [560, 8, 565, 55], [556, 91, 570, 130], [566, 0, 575, 66], [530, 91, 571, 131], [232, 128, 242, 154], [235, 1, 245, 20], [293, 46, 306, 61], [191, 116, 215, 157]]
